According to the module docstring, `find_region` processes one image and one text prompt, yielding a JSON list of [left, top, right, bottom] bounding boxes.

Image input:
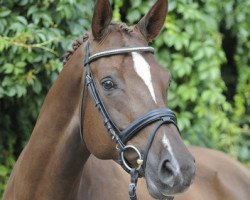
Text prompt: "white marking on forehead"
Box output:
[[131, 52, 157, 103], [162, 134, 180, 173]]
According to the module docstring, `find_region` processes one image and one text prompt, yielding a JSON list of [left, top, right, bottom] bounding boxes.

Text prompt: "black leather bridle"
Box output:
[[80, 42, 180, 200]]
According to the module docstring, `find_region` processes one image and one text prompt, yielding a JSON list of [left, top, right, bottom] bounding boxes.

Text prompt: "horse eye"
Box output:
[[101, 79, 115, 91]]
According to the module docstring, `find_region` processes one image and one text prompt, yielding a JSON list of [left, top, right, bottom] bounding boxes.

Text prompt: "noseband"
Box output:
[[81, 42, 179, 200]]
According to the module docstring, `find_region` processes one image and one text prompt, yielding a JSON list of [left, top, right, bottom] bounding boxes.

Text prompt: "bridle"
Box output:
[[80, 42, 180, 200]]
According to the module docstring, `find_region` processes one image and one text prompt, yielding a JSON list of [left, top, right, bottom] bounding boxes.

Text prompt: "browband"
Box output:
[[85, 46, 155, 65]]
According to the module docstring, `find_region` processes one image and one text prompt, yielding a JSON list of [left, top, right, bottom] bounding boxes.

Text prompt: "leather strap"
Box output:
[[120, 108, 178, 144], [85, 46, 155, 65], [129, 169, 139, 200]]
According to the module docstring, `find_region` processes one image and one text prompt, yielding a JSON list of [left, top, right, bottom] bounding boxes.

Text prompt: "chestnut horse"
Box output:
[[3, 0, 196, 200], [80, 147, 250, 200]]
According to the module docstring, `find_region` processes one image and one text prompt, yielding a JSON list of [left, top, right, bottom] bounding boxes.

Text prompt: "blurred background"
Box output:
[[0, 0, 249, 196]]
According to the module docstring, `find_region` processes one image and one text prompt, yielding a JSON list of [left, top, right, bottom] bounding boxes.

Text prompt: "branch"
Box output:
[[0, 36, 59, 55]]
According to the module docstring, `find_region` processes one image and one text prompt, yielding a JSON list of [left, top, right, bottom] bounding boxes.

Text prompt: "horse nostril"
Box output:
[[162, 160, 173, 177], [158, 160, 176, 187]]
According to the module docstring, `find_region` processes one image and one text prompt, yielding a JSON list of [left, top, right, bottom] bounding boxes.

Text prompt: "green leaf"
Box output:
[[3, 63, 14, 74], [0, 10, 11, 17], [2, 77, 12, 87], [0, 165, 8, 177], [16, 85, 27, 97], [16, 16, 28, 25], [7, 87, 16, 97], [32, 80, 42, 94], [27, 5, 38, 17], [127, 9, 141, 23]]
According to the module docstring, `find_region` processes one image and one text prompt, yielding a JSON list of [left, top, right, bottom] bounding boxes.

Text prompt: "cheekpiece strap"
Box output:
[[129, 169, 139, 200]]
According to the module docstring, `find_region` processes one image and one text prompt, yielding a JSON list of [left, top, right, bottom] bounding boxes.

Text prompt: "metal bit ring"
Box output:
[[121, 145, 143, 171]]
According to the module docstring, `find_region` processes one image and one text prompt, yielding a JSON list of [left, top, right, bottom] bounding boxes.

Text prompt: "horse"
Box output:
[[3, 0, 196, 199], [80, 147, 250, 200]]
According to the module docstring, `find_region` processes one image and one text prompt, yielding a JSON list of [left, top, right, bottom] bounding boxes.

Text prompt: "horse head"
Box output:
[[81, 0, 195, 199]]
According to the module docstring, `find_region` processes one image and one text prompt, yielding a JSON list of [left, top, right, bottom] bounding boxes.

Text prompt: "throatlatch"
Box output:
[[81, 42, 180, 200]]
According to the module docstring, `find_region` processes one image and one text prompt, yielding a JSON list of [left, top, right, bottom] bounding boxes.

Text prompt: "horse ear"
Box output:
[[92, 0, 112, 40], [136, 0, 168, 42]]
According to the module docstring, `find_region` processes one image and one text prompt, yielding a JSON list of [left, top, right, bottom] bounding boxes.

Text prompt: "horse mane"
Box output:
[[114, 22, 133, 33], [63, 33, 89, 65], [62, 22, 133, 65]]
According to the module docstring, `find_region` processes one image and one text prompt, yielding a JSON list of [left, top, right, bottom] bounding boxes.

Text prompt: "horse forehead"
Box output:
[[131, 52, 157, 103], [95, 26, 147, 50]]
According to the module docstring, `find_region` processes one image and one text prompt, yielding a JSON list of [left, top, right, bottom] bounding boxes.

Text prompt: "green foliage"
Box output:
[[0, 0, 93, 196], [227, 0, 250, 162], [0, 0, 249, 197]]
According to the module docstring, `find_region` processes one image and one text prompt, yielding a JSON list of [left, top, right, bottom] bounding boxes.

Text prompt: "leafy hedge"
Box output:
[[0, 0, 249, 197]]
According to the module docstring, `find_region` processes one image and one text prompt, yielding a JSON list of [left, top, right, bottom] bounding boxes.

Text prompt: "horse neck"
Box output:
[[7, 44, 90, 199]]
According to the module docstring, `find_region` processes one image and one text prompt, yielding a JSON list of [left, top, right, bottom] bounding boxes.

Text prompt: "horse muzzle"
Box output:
[[145, 141, 196, 198]]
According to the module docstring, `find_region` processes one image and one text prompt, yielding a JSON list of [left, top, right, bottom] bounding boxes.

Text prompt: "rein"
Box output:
[[80, 42, 179, 200]]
